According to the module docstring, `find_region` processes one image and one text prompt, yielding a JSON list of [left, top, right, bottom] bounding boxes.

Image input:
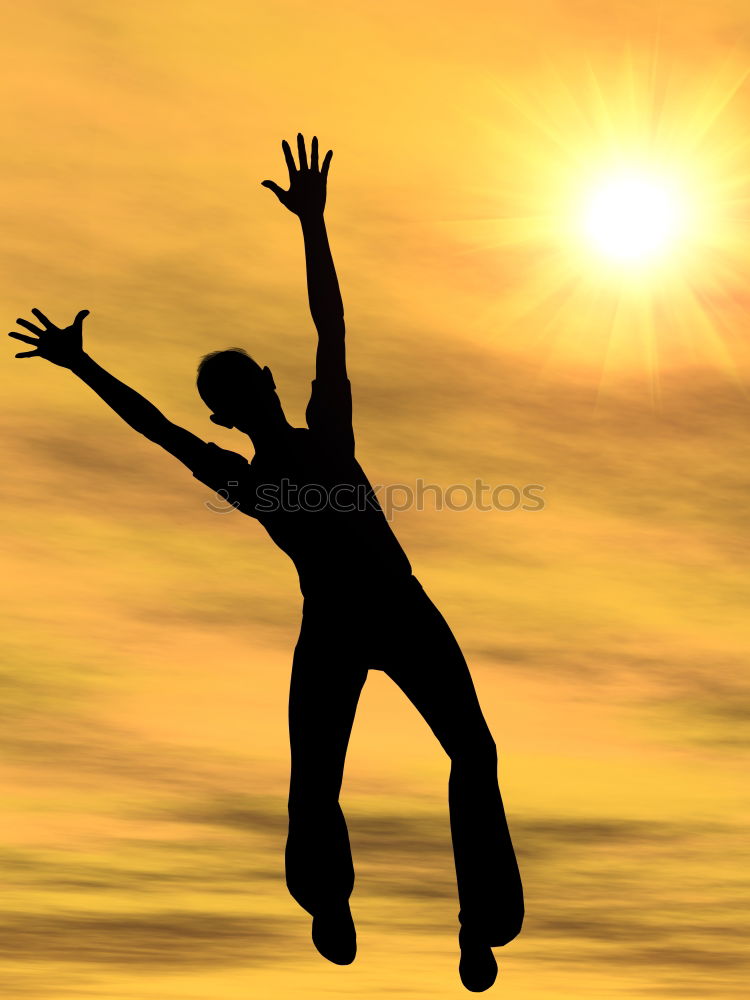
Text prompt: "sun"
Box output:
[[581, 170, 686, 265], [444, 46, 750, 386]]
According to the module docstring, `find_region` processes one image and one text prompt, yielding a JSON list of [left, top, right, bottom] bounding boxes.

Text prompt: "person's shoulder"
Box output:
[[306, 378, 353, 429], [189, 440, 251, 484], [203, 441, 251, 466]]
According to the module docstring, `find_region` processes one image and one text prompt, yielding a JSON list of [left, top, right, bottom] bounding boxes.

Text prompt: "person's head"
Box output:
[[196, 348, 281, 433]]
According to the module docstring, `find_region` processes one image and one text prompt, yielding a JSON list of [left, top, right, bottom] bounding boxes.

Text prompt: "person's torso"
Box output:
[[229, 428, 413, 595]]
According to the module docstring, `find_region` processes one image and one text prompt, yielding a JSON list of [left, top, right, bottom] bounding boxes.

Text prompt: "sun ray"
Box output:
[[678, 60, 750, 154]]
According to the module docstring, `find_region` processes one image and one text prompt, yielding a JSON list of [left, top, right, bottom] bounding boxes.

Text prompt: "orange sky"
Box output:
[[1, 2, 749, 998]]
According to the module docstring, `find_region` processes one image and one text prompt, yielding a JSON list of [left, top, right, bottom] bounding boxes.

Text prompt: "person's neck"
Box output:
[[245, 412, 295, 453]]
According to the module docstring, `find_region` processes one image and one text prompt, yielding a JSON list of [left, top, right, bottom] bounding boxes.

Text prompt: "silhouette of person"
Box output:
[[9, 134, 523, 992]]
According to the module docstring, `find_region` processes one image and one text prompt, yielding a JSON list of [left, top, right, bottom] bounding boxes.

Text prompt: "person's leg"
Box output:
[[285, 611, 368, 962], [381, 590, 524, 952]]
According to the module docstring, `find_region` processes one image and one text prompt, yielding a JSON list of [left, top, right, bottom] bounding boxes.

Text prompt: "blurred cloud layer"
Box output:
[[2, 1, 749, 998]]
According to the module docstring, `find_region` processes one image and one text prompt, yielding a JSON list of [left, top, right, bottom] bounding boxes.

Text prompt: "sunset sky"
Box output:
[[1, 2, 749, 998]]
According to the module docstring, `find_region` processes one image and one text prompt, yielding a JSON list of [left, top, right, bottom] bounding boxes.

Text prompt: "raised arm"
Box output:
[[262, 134, 346, 383], [8, 309, 207, 466]]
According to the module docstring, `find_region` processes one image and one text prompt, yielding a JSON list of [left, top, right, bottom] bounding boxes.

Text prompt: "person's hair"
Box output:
[[196, 348, 266, 409]]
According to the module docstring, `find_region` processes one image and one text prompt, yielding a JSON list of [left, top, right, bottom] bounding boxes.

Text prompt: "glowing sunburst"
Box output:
[[444, 45, 750, 391]]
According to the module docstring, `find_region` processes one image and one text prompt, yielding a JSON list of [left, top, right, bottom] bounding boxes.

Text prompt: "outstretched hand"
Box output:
[[8, 309, 90, 368], [261, 134, 333, 219]]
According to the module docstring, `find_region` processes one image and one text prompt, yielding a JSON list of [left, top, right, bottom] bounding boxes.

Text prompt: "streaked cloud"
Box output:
[[2, 1, 749, 998]]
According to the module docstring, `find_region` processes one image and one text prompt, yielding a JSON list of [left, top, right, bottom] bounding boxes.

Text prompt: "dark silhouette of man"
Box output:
[[9, 134, 524, 992]]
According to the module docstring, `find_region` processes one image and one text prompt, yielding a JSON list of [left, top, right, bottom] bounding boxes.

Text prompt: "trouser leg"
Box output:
[[285, 624, 368, 916], [382, 593, 524, 945]]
